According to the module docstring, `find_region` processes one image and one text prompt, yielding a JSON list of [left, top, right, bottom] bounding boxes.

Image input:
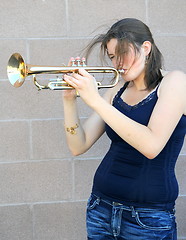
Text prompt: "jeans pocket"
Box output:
[[135, 210, 173, 231], [87, 194, 100, 210]]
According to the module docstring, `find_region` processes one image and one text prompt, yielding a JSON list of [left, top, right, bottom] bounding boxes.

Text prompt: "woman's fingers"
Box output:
[[62, 57, 87, 100], [78, 68, 90, 77], [64, 74, 79, 88], [64, 71, 93, 90]]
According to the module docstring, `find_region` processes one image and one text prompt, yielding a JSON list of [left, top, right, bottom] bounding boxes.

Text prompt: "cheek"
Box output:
[[122, 51, 136, 67], [122, 55, 145, 80], [133, 55, 145, 70], [127, 55, 135, 66], [128, 51, 145, 69]]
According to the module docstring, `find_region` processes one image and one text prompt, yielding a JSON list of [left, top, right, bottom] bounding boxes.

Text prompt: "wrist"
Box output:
[[62, 91, 78, 102], [63, 96, 77, 106]]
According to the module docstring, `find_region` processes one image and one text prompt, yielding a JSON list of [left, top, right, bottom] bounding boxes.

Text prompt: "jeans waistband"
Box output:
[[92, 194, 175, 214]]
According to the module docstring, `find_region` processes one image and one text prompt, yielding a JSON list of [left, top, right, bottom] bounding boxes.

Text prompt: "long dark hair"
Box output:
[[85, 18, 163, 90]]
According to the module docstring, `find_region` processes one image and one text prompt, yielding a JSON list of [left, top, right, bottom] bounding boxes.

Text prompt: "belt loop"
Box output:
[[96, 197, 100, 205], [131, 206, 137, 218]]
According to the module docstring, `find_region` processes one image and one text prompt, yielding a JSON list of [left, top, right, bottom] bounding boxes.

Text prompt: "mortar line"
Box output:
[[0, 199, 87, 207]]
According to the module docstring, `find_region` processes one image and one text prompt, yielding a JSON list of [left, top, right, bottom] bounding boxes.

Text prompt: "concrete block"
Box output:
[[176, 155, 186, 195], [68, 0, 146, 37], [0, 0, 67, 38], [155, 36, 186, 72], [2, 79, 67, 120], [176, 196, 186, 238], [0, 121, 29, 161], [148, 0, 186, 34], [180, 137, 186, 154], [0, 205, 32, 240], [34, 201, 87, 240], [0, 161, 72, 204], [29, 39, 89, 65]]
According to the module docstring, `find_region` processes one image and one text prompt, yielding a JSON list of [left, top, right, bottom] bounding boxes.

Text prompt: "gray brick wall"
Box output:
[[0, 0, 185, 239]]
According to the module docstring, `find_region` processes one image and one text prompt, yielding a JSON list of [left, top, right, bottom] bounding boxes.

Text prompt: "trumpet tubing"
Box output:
[[7, 53, 123, 90]]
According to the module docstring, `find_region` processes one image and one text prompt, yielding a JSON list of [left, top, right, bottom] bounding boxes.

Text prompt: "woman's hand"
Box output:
[[63, 59, 100, 106]]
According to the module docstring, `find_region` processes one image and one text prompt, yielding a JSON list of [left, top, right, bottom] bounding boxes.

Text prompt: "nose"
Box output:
[[117, 59, 124, 69]]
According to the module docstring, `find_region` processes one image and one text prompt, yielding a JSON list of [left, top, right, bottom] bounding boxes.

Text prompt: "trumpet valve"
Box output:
[[75, 57, 81, 66], [82, 57, 86, 66], [71, 58, 76, 66]]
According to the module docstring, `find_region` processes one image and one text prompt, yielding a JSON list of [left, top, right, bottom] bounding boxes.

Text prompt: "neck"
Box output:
[[129, 68, 147, 91], [129, 76, 147, 91]]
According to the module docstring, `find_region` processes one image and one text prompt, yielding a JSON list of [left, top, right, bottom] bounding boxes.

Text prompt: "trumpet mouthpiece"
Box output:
[[119, 69, 125, 74]]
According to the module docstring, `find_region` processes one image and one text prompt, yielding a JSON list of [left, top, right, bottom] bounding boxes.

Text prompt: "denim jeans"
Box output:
[[86, 194, 177, 240]]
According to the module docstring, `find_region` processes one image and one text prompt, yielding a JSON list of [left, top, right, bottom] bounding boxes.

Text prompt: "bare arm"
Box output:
[[63, 88, 115, 156], [62, 57, 112, 156]]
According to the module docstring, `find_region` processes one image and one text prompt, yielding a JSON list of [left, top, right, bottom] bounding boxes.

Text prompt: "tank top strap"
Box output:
[[118, 81, 129, 97]]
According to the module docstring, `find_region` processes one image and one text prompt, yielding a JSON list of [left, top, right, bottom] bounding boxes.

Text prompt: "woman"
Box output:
[[63, 18, 186, 239]]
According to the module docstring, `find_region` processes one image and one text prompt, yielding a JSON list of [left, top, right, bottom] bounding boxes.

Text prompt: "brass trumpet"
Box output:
[[7, 53, 124, 90]]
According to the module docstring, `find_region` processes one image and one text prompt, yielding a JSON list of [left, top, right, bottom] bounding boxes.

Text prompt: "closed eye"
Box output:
[[109, 55, 115, 60]]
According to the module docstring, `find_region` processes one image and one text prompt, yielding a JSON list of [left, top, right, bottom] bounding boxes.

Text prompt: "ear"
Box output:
[[142, 41, 152, 56]]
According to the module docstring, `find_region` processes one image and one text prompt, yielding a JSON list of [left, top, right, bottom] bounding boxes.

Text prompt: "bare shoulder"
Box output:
[[159, 70, 186, 114], [103, 80, 125, 104], [159, 70, 186, 93], [162, 70, 185, 81]]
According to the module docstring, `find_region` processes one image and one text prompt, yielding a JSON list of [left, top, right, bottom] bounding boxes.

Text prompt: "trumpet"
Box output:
[[7, 53, 124, 90]]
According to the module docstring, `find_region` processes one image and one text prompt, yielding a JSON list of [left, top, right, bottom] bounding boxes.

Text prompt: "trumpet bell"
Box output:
[[7, 53, 26, 87]]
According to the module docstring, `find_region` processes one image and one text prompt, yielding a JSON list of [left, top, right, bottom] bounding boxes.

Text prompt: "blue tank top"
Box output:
[[92, 82, 186, 210]]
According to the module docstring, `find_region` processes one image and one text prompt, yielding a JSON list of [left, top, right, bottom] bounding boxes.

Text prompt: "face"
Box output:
[[106, 38, 147, 82]]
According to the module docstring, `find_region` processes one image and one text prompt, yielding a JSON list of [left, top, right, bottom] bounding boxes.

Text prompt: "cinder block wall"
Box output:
[[0, 0, 185, 239]]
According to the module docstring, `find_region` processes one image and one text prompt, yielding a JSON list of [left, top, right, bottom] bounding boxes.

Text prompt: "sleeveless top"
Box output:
[[92, 82, 186, 210]]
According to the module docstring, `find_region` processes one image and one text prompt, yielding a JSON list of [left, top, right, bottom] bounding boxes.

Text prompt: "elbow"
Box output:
[[141, 146, 161, 160], [69, 143, 91, 156], [70, 149, 83, 156], [73, 152, 83, 156], [144, 152, 158, 160], [69, 147, 87, 156]]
